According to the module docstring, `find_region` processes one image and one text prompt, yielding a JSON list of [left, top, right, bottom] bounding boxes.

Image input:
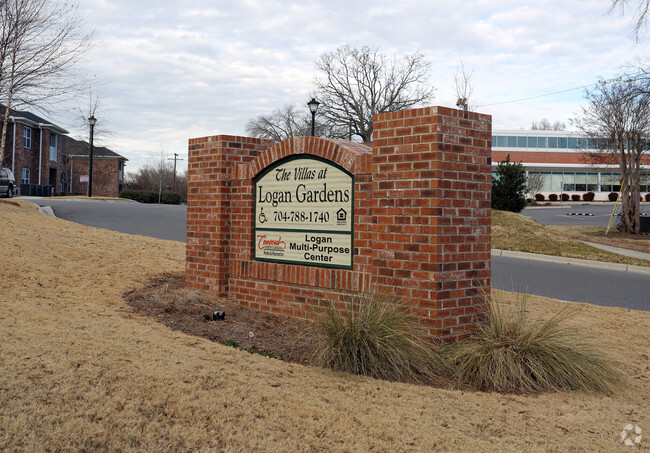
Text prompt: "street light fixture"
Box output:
[[88, 115, 96, 197], [307, 98, 320, 137]]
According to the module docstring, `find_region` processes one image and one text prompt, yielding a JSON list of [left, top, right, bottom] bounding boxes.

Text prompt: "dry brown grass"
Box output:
[[1, 199, 649, 451], [492, 210, 650, 267], [548, 225, 650, 255]]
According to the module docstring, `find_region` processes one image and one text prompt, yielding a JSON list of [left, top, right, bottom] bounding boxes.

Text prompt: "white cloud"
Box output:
[[50, 0, 650, 172]]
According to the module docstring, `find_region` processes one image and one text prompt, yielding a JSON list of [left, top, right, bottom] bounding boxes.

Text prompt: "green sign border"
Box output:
[[253, 154, 354, 269]]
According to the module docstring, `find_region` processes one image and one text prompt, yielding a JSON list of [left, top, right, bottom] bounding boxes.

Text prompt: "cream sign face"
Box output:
[[254, 155, 353, 268]]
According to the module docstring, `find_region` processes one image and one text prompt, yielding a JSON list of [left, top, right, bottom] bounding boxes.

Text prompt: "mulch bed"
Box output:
[[124, 275, 317, 364]]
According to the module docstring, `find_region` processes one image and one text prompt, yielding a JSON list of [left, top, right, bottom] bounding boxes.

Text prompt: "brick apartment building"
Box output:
[[1, 106, 127, 197], [62, 136, 127, 197]]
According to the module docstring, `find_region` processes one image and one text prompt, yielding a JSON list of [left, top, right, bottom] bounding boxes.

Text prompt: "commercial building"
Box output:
[[492, 130, 650, 200]]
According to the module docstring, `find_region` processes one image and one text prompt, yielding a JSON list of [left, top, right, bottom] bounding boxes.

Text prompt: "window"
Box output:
[[640, 173, 650, 192], [548, 137, 557, 148], [22, 168, 30, 184], [23, 127, 32, 148], [517, 136, 528, 147], [568, 137, 578, 149], [539, 172, 552, 191], [118, 161, 124, 181], [537, 136, 547, 148], [557, 137, 568, 148], [586, 173, 598, 192], [507, 136, 517, 147], [563, 173, 576, 191], [496, 136, 506, 147], [601, 173, 619, 192], [49, 134, 58, 162], [527, 136, 537, 148], [549, 173, 563, 191]]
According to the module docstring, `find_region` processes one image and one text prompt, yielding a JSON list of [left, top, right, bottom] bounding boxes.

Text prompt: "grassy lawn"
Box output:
[[492, 210, 650, 267]]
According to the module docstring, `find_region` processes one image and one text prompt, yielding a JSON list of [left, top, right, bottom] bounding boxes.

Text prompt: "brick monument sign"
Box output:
[[186, 106, 492, 342]]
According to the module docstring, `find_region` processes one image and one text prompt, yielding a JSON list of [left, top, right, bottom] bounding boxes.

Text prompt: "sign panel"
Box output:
[[254, 155, 353, 268]]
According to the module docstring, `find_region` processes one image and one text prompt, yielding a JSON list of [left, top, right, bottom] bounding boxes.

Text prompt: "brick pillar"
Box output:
[[372, 107, 492, 342], [185, 135, 272, 295]]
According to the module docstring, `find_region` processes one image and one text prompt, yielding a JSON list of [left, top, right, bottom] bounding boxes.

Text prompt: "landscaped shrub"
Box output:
[[312, 292, 442, 384], [161, 192, 182, 205], [645, 193, 650, 202], [442, 295, 621, 394], [120, 189, 156, 203], [608, 192, 619, 202], [548, 193, 558, 201], [571, 194, 581, 201], [583, 192, 595, 202], [561, 193, 570, 202], [491, 155, 527, 213], [119, 190, 181, 204], [534, 193, 545, 201]]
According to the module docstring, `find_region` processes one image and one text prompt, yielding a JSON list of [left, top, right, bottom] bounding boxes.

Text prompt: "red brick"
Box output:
[[186, 107, 492, 343]]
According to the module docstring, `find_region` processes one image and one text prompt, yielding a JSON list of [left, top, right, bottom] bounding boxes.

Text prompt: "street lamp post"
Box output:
[[88, 115, 97, 197], [307, 98, 320, 137]]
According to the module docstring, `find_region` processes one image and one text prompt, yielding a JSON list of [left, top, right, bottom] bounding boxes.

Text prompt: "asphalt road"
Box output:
[[522, 203, 649, 226], [493, 255, 649, 311], [32, 198, 187, 242], [28, 198, 649, 311]]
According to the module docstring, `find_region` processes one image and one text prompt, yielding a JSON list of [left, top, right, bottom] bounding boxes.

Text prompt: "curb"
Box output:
[[492, 249, 650, 276], [37, 206, 56, 217]]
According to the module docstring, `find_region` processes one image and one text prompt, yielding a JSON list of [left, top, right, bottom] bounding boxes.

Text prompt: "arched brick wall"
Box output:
[[187, 106, 492, 342]]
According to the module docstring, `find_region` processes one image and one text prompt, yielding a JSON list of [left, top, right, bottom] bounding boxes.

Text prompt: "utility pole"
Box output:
[[167, 153, 184, 192]]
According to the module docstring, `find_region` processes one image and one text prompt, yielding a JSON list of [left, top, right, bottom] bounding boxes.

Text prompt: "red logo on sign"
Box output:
[[257, 235, 286, 250]]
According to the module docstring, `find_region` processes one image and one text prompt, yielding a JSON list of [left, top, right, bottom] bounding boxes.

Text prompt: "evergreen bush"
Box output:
[[491, 155, 527, 213]]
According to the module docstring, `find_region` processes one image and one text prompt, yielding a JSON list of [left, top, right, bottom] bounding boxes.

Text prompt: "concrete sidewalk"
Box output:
[[579, 240, 650, 261], [492, 248, 650, 276]]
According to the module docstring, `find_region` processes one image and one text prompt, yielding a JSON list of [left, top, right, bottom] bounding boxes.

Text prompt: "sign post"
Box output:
[[253, 155, 353, 268]]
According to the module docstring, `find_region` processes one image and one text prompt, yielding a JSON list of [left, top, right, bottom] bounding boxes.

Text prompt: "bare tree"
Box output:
[[125, 156, 187, 200], [531, 118, 566, 130], [453, 59, 476, 112], [526, 172, 545, 197], [313, 45, 435, 143], [73, 88, 112, 143], [245, 46, 435, 143], [246, 104, 308, 142], [609, 0, 650, 39], [574, 77, 650, 234], [0, 0, 93, 165], [60, 89, 112, 194], [245, 104, 347, 142]]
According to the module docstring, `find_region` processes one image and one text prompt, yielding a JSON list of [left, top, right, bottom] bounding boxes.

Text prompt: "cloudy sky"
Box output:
[[52, 0, 650, 173]]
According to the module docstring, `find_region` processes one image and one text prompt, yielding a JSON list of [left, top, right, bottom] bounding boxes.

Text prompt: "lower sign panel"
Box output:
[[254, 230, 352, 268]]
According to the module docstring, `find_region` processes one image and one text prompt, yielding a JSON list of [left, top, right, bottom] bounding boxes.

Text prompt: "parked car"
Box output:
[[1, 167, 15, 198]]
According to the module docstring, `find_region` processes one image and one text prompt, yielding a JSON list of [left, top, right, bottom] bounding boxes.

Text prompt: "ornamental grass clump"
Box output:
[[312, 292, 442, 384], [443, 296, 622, 394]]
